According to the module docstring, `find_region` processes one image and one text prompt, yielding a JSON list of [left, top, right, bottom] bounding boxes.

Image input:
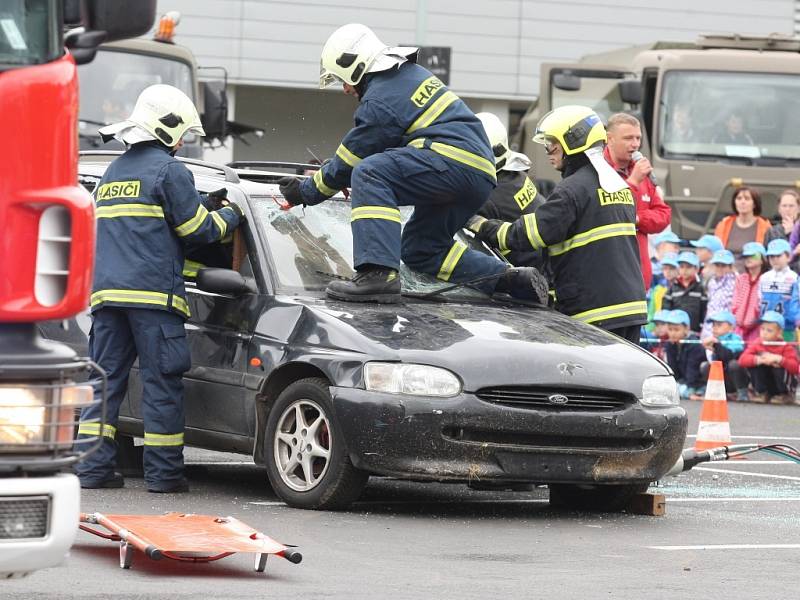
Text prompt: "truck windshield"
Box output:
[[0, 0, 60, 68], [77, 49, 193, 128], [659, 70, 800, 161], [551, 73, 627, 121]]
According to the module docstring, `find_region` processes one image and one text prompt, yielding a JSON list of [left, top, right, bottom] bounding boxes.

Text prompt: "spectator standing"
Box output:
[[738, 311, 800, 404], [701, 249, 737, 338], [650, 231, 681, 288], [690, 234, 723, 283], [700, 310, 748, 402], [714, 187, 771, 269], [760, 239, 800, 340], [731, 242, 767, 345], [765, 189, 800, 246], [603, 113, 672, 288], [664, 310, 706, 399], [662, 251, 707, 333]]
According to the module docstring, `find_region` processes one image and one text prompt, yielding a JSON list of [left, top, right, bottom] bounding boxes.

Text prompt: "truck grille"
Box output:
[[476, 386, 632, 411], [0, 496, 50, 540]]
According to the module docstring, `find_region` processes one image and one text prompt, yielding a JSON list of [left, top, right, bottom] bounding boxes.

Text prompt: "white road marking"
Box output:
[[650, 544, 800, 551], [694, 466, 800, 482], [685, 435, 800, 441], [668, 497, 800, 503]]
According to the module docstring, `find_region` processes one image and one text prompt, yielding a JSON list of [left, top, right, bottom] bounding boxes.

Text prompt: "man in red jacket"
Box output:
[[604, 113, 672, 288], [738, 310, 800, 404]]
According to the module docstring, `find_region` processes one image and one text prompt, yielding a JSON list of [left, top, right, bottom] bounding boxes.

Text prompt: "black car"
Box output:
[[48, 153, 687, 511]]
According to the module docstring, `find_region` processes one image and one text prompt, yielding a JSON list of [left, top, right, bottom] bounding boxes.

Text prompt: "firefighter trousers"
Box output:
[[75, 307, 190, 490], [349, 147, 506, 282]]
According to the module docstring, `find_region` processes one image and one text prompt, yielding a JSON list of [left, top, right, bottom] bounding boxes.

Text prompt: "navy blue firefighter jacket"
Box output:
[[298, 61, 497, 204], [91, 142, 241, 318]]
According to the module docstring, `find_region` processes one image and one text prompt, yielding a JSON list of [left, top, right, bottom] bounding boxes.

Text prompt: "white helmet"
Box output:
[[319, 23, 417, 88], [475, 112, 532, 172], [98, 84, 204, 147]]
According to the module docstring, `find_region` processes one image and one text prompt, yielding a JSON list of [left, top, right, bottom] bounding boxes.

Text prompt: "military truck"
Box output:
[[514, 33, 800, 238]]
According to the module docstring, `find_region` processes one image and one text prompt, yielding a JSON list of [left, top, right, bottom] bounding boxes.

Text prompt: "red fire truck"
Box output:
[[0, 0, 155, 577]]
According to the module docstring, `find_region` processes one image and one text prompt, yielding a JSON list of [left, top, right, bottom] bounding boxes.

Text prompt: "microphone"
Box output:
[[631, 151, 657, 185]]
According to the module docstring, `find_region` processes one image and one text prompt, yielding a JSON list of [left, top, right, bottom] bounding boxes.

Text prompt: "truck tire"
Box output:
[[264, 378, 368, 510], [548, 483, 649, 512]]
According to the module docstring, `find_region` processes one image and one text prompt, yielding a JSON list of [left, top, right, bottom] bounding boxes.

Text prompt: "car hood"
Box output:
[[286, 298, 668, 396]]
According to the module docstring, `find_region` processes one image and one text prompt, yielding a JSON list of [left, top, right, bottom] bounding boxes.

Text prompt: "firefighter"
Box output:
[[466, 112, 548, 273], [75, 85, 244, 492], [473, 105, 647, 343], [278, 24, 543, 303]]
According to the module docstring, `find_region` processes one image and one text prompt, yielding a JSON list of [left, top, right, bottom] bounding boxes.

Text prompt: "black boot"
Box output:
[[495, 267, 549, 304], [326, 266, 401, 303]]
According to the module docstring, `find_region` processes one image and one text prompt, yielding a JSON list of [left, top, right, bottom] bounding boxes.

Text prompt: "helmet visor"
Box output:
[[319, 64, 343, 89]]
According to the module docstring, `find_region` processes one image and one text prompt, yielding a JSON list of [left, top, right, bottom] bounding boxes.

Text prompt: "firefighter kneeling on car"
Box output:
[[473, 105, 647, 343], [74, 84, 245, 493]]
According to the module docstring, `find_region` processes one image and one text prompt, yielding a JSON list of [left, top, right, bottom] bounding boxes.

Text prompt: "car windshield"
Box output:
[[249, 195, 493, 301], [77, 49, 194, 130], [659, 70, 800, 162]]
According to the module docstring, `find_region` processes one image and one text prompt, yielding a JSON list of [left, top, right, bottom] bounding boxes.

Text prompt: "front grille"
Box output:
[[476, 386, 632, 411], [0, 496, 50, 540]]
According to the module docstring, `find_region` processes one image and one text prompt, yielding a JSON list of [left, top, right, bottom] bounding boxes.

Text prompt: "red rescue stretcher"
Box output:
[[79, 512, 302, 572]]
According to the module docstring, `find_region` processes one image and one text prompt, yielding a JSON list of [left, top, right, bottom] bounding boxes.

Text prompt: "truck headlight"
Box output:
[[364, 362, 462, 397], [640, 375, 679, 407], [0, 384, 93, 449]]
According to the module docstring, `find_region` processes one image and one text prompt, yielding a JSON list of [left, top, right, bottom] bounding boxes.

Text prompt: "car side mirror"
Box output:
[[197, 268, 257, 296]]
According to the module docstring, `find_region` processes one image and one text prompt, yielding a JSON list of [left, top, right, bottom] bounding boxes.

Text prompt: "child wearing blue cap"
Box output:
[[700, 310, 748, 401], [662, 251, 707, 333], [690, 234, 724, 283], [701, 249, 737, 339], [739, 311, 800, 403], [759, 238, 800, 341], [650, 232, 681, 289], [642, 309, 670, 360], [646, 253, 679, 330], [664, 309, 706, 399]]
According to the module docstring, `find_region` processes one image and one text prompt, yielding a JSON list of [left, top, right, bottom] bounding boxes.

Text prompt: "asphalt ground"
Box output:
[[5, 399, 800, 599]]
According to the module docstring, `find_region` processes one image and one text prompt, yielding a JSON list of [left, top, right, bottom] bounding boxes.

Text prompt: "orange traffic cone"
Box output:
[[694, 361, 732, 451]]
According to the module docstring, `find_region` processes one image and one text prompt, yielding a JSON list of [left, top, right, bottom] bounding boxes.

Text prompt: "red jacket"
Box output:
[[603, 146, 672, 287], [730, 272, 762, 344], [739, 340, 800, 375]]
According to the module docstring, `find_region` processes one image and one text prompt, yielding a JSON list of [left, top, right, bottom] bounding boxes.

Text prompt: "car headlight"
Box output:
[[363, 362, 462, 397], [640, 375, 679, 407]]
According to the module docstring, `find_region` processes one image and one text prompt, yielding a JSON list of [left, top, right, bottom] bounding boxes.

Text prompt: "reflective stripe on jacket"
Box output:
[[299, 61, 495, 205], [92, 142, 241, 318]]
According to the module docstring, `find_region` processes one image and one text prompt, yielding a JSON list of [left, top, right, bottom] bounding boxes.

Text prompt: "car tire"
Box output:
[[264, 377, 368, 510], [548, 483, 649, 512]]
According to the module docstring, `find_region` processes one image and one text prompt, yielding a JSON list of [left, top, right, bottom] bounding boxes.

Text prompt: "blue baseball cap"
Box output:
[[660, 252, 679, 268], [766, 238, 792, 256], [742, 241, 766, 257], [677, 251, 700, 267], [708, 310, 736, 325], [710, 249, 735, 265], [690, 234, 724, 253], [652, 309, 671, 323], [664, 309, 691, 327], [654, 231, 681, 246], [761, 310, 785, 329]]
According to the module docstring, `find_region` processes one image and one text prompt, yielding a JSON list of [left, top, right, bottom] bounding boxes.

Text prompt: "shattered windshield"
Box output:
[[659, 70, 800, 162], [249, 195, 492, 300]]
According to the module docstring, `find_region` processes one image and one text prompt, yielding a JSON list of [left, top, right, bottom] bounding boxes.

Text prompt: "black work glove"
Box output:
[[278, 177, 304, 206], [228, 201, 246, 223], [495, 267, 549, 305], [206, 187, 229, 210]]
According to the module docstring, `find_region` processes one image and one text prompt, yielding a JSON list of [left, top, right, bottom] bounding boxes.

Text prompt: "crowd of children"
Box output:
[[644, 231, 800, 404]]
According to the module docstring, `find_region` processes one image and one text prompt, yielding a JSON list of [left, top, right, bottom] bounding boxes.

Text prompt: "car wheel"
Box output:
[[548, 483, 649, 512], [265, 378, 368, 510]]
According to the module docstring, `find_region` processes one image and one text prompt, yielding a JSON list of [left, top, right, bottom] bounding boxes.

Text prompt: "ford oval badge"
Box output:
[[548, 394, 569, 405]]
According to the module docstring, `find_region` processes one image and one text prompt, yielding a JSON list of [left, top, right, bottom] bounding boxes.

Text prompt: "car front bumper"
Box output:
[[330, 388, 687, 485]]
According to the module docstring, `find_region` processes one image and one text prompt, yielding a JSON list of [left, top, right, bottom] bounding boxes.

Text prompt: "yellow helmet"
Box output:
[[532, 105, 606, 155]]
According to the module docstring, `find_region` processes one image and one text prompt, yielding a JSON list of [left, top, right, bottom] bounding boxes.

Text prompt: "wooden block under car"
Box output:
[[626, 492, 666, 516]]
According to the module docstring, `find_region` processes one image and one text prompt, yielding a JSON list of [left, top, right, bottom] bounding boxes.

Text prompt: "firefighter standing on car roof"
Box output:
[[465, 111, 549, 276], [473, 105, 647, 343], [278, 23, 546, 304], [74, 84, 244, 493]]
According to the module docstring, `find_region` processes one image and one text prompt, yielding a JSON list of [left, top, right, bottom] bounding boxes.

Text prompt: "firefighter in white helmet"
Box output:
[[278, 24, 546, 303], [75, 85, 244, 493], [473, 105, 647, 342], [466, 112, 548, 273]]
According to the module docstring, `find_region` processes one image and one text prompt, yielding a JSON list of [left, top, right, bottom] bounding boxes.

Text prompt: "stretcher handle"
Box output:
[[279, 549, 303, 564], [92, 512, 163, 560]]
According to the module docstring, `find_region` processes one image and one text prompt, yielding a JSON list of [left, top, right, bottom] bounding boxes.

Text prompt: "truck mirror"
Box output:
[[618, 80, 642, 105], [553, 72, 581, 92], [83, 0, 157, 43], [63, 0, 83, 26], [201, 81, 229, 142]]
